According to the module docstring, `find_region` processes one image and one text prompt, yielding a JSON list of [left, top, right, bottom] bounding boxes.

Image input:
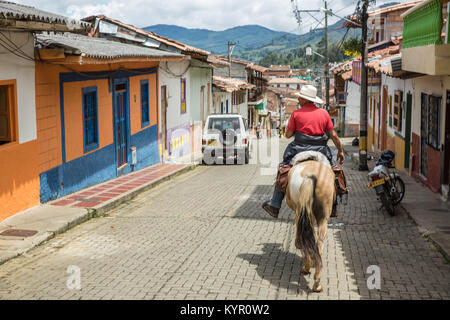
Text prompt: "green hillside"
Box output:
[[144, 20, 357, 65]]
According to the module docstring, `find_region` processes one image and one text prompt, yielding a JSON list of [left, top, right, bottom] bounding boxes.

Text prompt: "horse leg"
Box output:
[[312, 220, 328, 292], [301, 255, 312, 275]]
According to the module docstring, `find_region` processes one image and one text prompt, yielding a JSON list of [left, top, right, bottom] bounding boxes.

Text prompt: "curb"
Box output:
[[0, 164, 197, 266]]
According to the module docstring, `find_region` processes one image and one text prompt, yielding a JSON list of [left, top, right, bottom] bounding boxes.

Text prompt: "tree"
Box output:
[[342, 36, 362, 57]]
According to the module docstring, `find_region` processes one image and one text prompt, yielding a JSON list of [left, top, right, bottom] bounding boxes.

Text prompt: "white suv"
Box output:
[[202, 114, 251, 165]]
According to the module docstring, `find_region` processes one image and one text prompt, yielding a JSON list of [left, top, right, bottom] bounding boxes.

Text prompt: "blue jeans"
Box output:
[[270, 188, 285, 209]]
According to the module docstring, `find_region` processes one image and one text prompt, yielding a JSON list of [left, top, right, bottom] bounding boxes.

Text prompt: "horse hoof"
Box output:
[[312, 283, 323, 293]]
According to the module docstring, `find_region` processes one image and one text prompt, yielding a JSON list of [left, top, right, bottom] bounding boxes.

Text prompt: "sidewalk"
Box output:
[[0, 162, 196, 265], [343, 142, 450, 261]]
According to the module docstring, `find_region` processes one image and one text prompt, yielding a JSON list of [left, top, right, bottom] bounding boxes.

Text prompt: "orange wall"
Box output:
[[129, 73, 158, 136], [0, 140, 40, 221], [35, 61, 159, 170], [64, 79, 113, 162], [35, 63, 63, 174]]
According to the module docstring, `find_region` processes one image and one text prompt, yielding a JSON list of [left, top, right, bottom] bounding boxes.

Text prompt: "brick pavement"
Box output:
[[0, 138, 449, 300]]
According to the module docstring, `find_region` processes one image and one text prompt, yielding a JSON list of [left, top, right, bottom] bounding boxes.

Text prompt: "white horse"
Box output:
[[285, 151, 336, 293]]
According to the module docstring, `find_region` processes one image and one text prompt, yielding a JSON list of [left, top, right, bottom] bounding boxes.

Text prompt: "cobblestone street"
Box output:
[[0, 138, 449, 300]]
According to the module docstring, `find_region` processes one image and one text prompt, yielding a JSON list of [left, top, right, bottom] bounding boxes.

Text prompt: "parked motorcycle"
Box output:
[[255, 126, 261, 139], [366, 150, 405, 216]]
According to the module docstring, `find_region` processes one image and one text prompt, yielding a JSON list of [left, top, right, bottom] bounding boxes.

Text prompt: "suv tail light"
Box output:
[[202, 139, 206, 145], [243, 138, 247, 145]]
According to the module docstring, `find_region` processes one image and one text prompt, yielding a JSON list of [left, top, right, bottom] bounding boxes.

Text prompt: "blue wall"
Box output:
[[40, 67, 160, 203], [40, 125, 159, 203]]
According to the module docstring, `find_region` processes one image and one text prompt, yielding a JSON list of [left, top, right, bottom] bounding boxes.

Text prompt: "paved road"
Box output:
[[0, 138, 449, 300]]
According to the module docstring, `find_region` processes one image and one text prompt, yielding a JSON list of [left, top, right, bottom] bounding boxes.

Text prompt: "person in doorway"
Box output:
[[262, 84, 345, 218]]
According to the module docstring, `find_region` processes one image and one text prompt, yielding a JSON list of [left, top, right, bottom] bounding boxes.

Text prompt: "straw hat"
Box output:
[[294, 84, 323, 104]]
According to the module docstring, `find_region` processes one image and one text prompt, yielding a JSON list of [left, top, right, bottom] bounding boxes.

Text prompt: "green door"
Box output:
[[404, 93, 412, 169]]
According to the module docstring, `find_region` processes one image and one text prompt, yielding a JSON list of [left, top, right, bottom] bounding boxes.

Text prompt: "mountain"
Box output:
[[144, 21, 352, 63], [143, 24, 292, 55]]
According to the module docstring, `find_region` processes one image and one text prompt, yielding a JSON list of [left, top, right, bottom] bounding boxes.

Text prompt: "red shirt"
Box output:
[[287, 103, 334, 136]]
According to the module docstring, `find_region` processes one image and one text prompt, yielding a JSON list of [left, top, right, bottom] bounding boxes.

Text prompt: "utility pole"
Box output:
[[359, 0, 369, 171], [292, 1, 330, 111], [324, 0, 330, 112], [227, 41, 236, 78]]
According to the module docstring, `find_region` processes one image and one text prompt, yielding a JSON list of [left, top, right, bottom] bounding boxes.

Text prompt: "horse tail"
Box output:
[[294, 175, 322, 268]]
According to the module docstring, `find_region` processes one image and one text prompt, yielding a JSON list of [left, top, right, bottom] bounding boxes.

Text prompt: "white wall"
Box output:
[[158, 60, 191, 131], [0, 31, 36, 144], [212, 90, 232, 114], [232, 90, 248, 119], [382, 74, 413, 138], [345, 80, 361, 125]]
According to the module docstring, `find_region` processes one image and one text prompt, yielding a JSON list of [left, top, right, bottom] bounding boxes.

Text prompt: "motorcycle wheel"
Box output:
[[391, 177, 405, 205], [380, 191, 395, 216]]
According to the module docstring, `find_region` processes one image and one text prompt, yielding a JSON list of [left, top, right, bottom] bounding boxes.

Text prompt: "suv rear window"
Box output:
[[208, 117, 241, 132]]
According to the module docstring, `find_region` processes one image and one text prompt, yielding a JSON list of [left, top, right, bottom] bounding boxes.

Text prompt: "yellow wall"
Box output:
[[394, 134, 405, 171]]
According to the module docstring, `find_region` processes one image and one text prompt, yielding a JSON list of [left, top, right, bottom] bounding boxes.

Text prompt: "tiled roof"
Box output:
[[344, 0, 422, 27], [268, 65, 290, 71], [268, 77, 307, 85], [0, 0, 89, 31], [246, 64, 268, 73], [36, 33, 184, 60], [82, 15, 210, 56], [212, 76, 255, 93]]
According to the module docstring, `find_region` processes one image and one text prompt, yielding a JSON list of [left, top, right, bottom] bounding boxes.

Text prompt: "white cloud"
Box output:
[[12, 0, 410, 33]]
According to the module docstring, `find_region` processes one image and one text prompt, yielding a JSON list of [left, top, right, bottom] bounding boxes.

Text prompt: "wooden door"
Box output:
[[381, 86, 388, 150], [201, 86, 205, 124], [114, 80, 128, 169], [420, 93, 428, 177], [405, 93, 412, 169]]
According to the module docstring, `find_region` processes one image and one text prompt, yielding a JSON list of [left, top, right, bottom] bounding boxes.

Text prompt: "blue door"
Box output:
[[114, 80, 129, 168], [226, 100, 229, 113], [221, 102, 224, 114]]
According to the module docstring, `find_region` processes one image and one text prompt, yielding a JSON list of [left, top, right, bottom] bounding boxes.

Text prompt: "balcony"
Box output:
[[401, 0, 450, 75]]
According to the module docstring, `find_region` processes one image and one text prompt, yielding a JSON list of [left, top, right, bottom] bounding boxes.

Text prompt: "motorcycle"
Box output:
[[255, 126, 261, 139], [366, 150, 405, 216]]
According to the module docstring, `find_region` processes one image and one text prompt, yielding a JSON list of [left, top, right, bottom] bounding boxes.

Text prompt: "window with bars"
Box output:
[[389, 95, 393, 127], [427, 95, 441, 150], [232, 90, 245, 106], [421, 93, 442, 151], [393, 90, 403, 131], [181, 78, 186, 114], [82, 87, 99, 153], [0, 83, 16, 146], [141, 80, 150, 127]]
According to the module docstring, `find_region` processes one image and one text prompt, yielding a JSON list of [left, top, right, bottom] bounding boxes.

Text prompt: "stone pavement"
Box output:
[[343, 141, 450, 262], [0, 163, 193, 266], [0, 137, 449, 300]]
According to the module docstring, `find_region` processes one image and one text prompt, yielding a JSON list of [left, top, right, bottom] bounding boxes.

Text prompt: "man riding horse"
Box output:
[[262, 84, 345, 218]]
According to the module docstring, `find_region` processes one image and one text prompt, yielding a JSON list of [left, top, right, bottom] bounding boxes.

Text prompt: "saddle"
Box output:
[[332, 164, 348, 198], [275, 162, 348, 198]]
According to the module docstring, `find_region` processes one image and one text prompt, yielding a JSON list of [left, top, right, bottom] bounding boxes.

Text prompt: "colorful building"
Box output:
[[401, 0, 450, 195], [81, 15, 213, 162], [35, 33, 182, 202], [0, 1, 89, 221]]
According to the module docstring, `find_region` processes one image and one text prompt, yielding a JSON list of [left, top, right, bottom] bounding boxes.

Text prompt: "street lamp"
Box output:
[[306, 46, 325, 58]]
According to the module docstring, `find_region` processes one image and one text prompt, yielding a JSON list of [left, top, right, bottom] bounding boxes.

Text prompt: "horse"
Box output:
[[285, 151, 336, 293]]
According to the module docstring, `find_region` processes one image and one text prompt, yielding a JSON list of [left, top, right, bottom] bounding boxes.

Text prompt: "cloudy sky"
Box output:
[[13, 0, 410, 34]]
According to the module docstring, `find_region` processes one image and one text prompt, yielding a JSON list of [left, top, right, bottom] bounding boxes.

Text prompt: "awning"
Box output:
[[254, 99, 267, 110]]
